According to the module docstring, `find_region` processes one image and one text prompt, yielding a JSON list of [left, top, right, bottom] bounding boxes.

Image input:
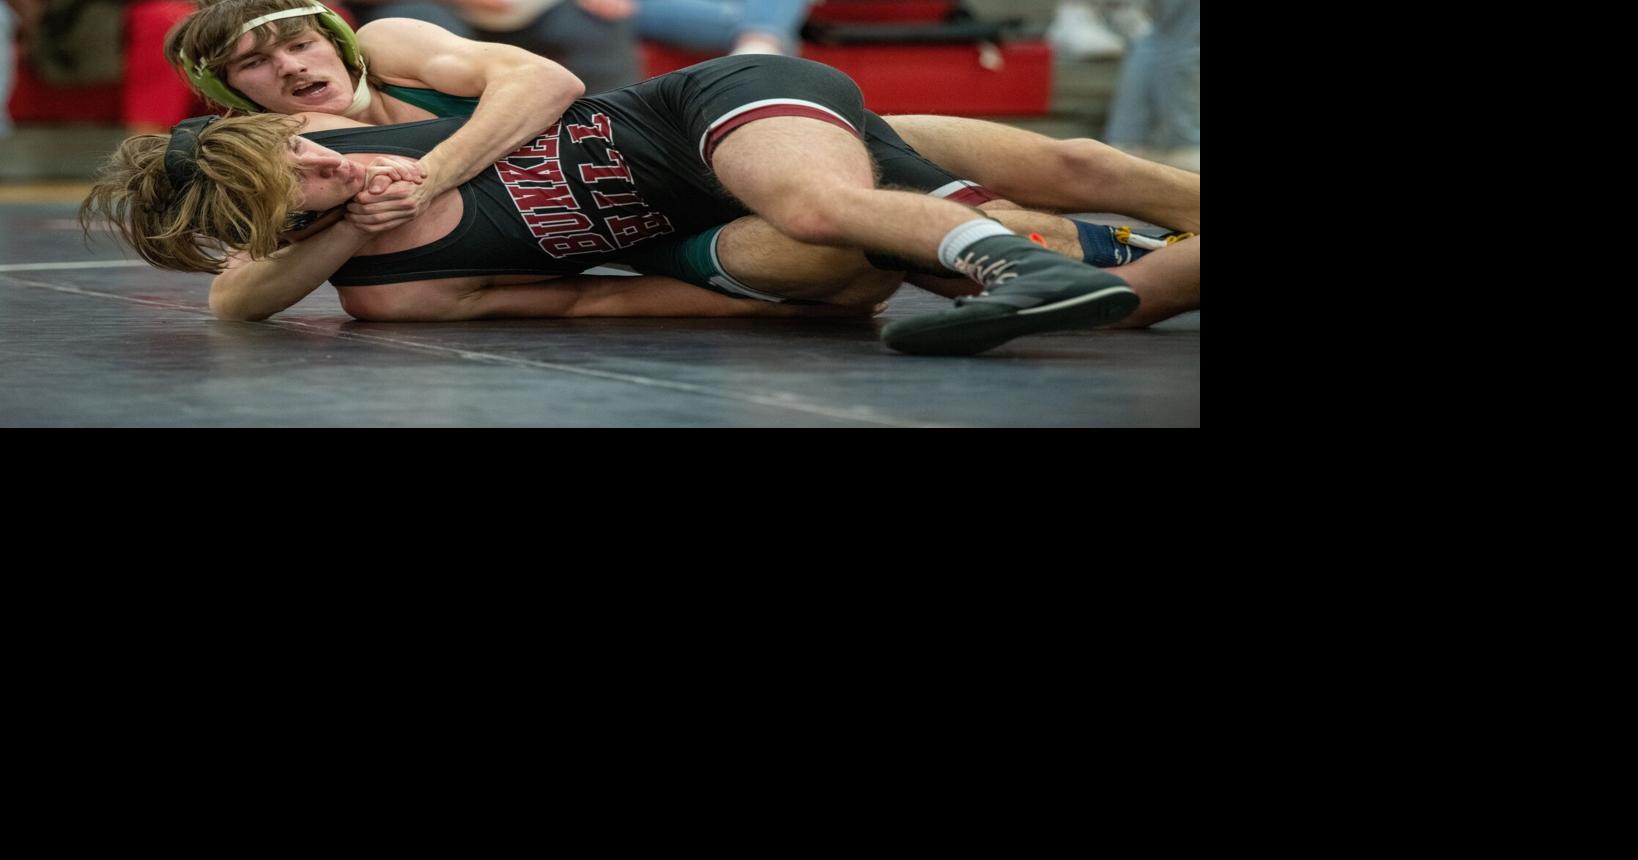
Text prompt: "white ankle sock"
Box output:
[[937, 219, 1015, 270]]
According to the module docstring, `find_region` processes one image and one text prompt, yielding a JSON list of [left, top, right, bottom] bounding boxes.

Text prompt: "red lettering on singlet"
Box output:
[[580, 148, 632, 184], [520, 210, 594, 237], [510, 124, 560, 158], [495, 159, 566, 186], [494, 114, 674, 254], [591, 190, 644, 209], [606, 212, 677, 249], [539, 234, 615, 258], [566, 113, 613, 144], [507, 183, 579, 212]]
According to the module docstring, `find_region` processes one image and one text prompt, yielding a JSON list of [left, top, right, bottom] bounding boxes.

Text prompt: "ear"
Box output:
[[181, 51, 261, 113]]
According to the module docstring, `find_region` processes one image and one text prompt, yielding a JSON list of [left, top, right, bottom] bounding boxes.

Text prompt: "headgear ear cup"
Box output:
[[182, 4, 366, 112]]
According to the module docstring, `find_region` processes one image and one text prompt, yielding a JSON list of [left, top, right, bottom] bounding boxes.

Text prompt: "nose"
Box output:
[[273, 47, 306, 77], [296, 150, 342, 176]]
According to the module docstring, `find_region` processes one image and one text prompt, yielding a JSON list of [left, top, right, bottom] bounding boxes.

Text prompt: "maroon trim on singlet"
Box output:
[[703, 105, 861, 166], [946, 185, 1000, 206]]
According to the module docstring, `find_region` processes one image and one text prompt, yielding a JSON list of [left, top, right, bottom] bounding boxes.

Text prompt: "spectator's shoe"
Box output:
[[881, 236, 1139, 356], [1047, 2, 1126, 60], [1106, 2, 1154, 42], [730, 33, 787, 56]]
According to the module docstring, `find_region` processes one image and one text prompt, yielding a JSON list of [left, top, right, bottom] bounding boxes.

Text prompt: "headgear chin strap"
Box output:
[[181, 4, 368, 113], [165, 115, 222, 193], [344, 74, 372, 117]]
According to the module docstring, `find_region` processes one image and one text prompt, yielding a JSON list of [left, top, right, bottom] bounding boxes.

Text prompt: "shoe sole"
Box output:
[[881, 285, 1141, 356]]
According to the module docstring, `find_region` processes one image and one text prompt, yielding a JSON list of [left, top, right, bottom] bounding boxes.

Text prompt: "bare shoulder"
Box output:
[[355, 17, 435, 46], [356, 17, 465, 60]]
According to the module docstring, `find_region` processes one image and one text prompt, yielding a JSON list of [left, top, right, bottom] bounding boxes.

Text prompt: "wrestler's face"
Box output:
[[288, 135, 364, 211], [224, 23, 356, 115]]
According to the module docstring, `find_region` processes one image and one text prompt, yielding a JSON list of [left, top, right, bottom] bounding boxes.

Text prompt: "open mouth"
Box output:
[[292, 81, 329, 99]]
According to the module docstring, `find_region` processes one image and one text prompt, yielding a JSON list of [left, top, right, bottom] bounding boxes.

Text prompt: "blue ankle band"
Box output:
[[1076, 220, 1148, 267]]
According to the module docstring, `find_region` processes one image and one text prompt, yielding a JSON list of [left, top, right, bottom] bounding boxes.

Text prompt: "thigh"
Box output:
[[711, 117, 873, 214], [884, 114, 1069, 194], [663, 55, 867, 168], [716, 216, 897, 306]]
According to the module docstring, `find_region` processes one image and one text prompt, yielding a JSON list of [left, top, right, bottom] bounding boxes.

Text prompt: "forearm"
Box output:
[[420, 67, 584, 196], [209, 222, 373, 321]]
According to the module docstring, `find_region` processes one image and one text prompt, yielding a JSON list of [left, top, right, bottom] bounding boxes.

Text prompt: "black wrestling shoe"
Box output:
[[880, 235, 1140, 356]]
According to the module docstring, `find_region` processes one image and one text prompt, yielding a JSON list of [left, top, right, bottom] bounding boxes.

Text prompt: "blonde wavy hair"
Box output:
[[80, 114, 307, 274]]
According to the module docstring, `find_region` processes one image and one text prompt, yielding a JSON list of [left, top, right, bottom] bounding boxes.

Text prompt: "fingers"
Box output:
[[344, 208, 417, 234], [345, 182, 424, 233], [362, 157, 427, 196], [354, 177, 424, 206]]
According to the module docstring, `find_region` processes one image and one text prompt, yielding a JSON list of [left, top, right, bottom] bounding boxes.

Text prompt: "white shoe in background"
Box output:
[[1048, 1, 1126, 60], [730, 33, 787, 56], [1105, 2, 1154, 42]]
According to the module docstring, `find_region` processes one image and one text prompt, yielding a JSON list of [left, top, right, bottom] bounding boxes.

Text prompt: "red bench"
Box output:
[[10, 1, 1048, 124]]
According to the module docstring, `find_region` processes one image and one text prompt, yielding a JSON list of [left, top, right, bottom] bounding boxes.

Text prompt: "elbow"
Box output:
[[208, 287, 270, 322], [539, 63, 585, 105], [555, 77, 586, 109]]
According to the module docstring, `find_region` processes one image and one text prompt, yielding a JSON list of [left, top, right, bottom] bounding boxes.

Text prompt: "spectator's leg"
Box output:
[[1, 1, 14, 136]]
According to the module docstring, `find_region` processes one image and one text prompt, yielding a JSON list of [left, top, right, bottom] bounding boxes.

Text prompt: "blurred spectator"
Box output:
[[1103, 0, 1197, 171], [124, 2, 212, 134], [635, 0, 810, 57], [350, 0, 641, 93], [1047, 0, 1149, 61], [23, 0, 122, 86], [2, 1, 16, 136]]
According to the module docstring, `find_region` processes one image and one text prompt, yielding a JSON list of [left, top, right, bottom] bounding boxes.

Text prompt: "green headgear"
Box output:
[[180, 4, 368, 114]]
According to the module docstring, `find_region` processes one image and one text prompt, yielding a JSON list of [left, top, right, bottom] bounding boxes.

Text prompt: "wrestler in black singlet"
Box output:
[[317, 55, 994, 289]]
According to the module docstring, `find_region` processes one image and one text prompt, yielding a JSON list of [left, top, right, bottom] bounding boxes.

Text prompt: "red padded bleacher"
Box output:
[[644, 0, 1049, 117], [641, 38, 1051, 117], [10, 1, 1048, 124], [7, 59, 122, 122], [807, 0, 959, 23]]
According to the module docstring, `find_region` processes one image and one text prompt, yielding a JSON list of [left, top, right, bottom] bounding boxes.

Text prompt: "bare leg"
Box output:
[[884, 114, 1200, 234], [710, 118, 992, 269], [1106, 235, 1199, 328], [715, 216, 902, 307], [978, 203, 1084, 258]]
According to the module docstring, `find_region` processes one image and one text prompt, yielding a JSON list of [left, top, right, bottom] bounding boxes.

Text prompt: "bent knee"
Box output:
[[765, 206, 851, 247]]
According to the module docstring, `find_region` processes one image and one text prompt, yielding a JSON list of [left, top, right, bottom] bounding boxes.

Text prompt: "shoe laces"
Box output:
[[951, 251, 1019, 293]]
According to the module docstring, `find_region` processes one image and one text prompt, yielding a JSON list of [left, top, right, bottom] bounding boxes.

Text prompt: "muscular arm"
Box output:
[[209, 218, 373, 321], [356, 17, 585, 205]]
